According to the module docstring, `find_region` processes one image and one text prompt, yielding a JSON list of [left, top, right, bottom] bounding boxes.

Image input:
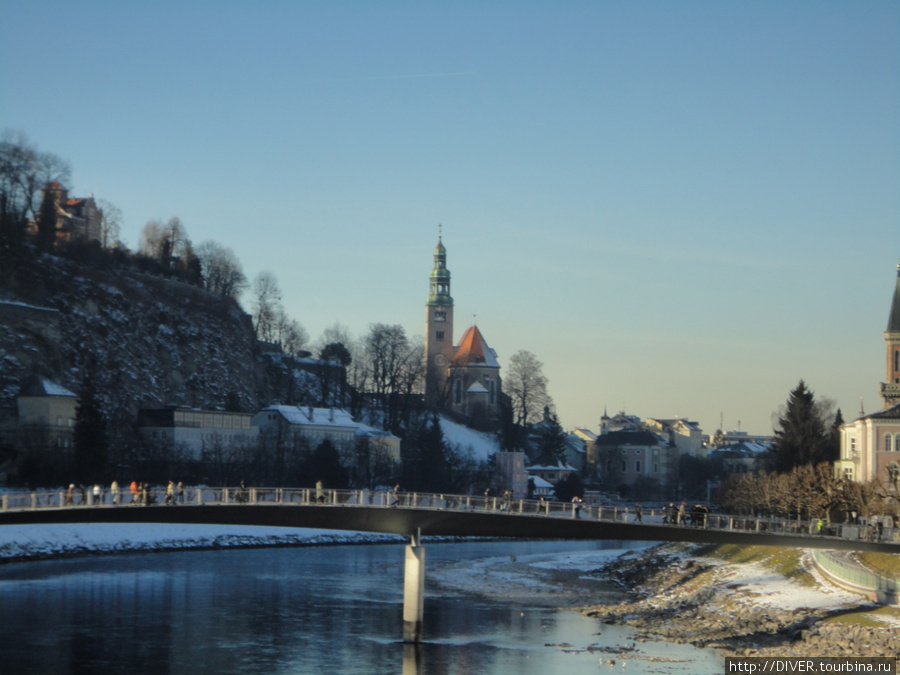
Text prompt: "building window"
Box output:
[[843, 467, 854, 481], [851, 438, 857, 454], [886, 434, 893, 453], [653, 462, 659, 473], [635, 460, 641, 473], [453, 380, 462, 405], [895, 349, 899, 373], [436, 331, 444, 340], [621, 460, 627, 472], [636, 448, 642, 455]]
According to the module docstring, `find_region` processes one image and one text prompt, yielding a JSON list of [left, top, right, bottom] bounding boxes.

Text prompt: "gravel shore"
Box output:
[[579, 544, 900, 659]]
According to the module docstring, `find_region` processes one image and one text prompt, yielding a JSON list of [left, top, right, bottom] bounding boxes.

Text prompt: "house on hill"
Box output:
[[29, 182, 102, 245], [16, 377, 77, 451]]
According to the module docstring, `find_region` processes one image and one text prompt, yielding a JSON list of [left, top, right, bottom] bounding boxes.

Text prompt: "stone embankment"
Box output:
[[581, 545, 899, 658]]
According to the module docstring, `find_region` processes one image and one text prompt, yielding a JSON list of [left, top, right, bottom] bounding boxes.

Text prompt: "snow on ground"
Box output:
[[689, 552, 866, 612], [0, 523, 402, 560], [439, 416, 500, 462]]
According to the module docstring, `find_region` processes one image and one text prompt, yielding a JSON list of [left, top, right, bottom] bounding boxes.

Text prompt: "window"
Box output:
[[843, 467, 854, 481], [895, 349, 899, 373], [886, 434, 893, 453], [653, 462, 659, 473], [851, 438, 857, 454], [436, 331, 444, 340], [621, 460, 627, 472], [635, 460, 641, 473]]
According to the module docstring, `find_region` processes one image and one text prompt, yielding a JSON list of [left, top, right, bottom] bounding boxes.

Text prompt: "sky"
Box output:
[[2, 1, 898, 436]]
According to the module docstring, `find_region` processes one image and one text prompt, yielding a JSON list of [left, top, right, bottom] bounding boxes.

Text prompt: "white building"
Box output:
[[137, 408, 257, 458], [836, 260, 900, 489]]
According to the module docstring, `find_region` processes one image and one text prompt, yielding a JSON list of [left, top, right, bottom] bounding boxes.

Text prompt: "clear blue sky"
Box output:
[[3, 1, 898, 436]]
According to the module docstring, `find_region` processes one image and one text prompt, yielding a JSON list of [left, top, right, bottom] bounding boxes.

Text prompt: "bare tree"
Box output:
[[505, 349, 553, 427], [95, 199, 122, 249], [274, 308, 309, 356], [0, 130, 71, 224], [195, 240, 247, 298], [251, 271, 282, 342]]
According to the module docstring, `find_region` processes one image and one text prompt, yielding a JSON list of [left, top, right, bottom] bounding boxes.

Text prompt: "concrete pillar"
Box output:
[[403, 530, 425, 643]]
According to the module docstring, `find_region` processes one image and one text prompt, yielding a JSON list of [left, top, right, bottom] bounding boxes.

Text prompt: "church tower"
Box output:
[[881, 259, 900, 408], [425, 233, 454, 406]]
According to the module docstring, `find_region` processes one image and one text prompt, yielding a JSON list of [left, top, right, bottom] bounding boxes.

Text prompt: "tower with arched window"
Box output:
[[423, 235, 503, 420]]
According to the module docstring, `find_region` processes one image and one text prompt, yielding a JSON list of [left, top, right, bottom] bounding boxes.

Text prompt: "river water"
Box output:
[[0, 539, 724, 674]]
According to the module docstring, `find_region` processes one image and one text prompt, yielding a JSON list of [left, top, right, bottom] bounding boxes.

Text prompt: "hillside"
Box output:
[[0, 252, 276, 427]]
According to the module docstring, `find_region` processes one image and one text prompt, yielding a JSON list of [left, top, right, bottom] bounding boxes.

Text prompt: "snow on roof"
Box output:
[[40, 379, 76, 397], [467, 381, 489, 393], [526, 461, 575, 472], [572, 428, 597, 442], [262, 405, 356, 428]]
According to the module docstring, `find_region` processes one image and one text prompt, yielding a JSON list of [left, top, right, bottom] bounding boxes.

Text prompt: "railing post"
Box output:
[[1, 494, 7, 511], [31, 492, 37, 509], [197, 488, 203, 505]]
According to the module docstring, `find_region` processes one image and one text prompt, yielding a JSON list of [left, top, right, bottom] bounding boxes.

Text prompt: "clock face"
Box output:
[[434, 310, 446, 322], [434, 354, 447, 367]]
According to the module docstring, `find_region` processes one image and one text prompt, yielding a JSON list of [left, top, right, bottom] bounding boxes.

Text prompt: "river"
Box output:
[[0, 539, 725, 674]]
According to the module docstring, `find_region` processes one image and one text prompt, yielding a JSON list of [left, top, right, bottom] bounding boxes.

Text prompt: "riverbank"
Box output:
[[0, 522, 404, 563], [579, 543, 900, 658]]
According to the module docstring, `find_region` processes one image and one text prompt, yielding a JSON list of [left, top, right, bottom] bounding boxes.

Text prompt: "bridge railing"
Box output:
[[1, 487, 897, 544]]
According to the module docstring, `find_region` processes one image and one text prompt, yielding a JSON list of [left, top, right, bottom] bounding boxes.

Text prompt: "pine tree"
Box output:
[[535, 411, 567, 465], [73, 366, 108, 483], [769, 380, 834, 472]]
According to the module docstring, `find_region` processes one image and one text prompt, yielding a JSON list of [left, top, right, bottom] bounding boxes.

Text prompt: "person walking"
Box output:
[[635, 503, 643, 523], [315, 480, 325, 504], [65, 484, 74, 506], [130, 480, 139, 504], [92, 484, 102, 506], [572, 495, 583, 519], [110, 480, 119, 505]]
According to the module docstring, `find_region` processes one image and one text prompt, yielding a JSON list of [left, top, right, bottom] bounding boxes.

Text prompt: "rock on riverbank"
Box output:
[[580, 544, 900, 658]]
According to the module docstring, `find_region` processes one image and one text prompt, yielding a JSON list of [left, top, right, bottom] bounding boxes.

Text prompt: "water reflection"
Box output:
[[0, 540, 723, 674]]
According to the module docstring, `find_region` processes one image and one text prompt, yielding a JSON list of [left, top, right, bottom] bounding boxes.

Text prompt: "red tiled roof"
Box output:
[[451, 325, 498, 367]]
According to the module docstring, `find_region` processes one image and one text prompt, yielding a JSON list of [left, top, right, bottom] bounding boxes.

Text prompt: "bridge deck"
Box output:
[[2, 487, 898, 554]]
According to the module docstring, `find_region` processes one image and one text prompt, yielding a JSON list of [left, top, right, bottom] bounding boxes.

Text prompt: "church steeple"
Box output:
[[427, 230, 452, 307], [424, 230, 455, 407], [881, 259, 900, 408]]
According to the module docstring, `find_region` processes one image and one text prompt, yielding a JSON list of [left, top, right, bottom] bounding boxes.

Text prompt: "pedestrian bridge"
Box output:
[[3, 486, 898, 643], [1, 485, 897, 553]]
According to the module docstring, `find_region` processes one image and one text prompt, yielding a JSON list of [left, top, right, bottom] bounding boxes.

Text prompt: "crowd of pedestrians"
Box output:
[[62, 480, 187, 506]]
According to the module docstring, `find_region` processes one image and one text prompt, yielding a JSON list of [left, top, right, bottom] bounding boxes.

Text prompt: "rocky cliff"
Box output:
[[1, 252, 272, 426]]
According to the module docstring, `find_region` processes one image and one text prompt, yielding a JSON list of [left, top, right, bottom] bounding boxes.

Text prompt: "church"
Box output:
[[836, 260, 900, 490], [423, 235, 503, 423]]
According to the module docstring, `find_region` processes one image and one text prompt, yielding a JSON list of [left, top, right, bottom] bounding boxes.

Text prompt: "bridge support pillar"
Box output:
[[403, 529, 425, 643]]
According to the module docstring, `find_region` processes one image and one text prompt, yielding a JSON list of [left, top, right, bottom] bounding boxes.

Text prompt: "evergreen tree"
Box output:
[[535, 411, 567, 465], [36, 188, 57, 252], [73, 366, 108, 483], [419, 414, 449, 492], [769, 380, 835, 472]]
